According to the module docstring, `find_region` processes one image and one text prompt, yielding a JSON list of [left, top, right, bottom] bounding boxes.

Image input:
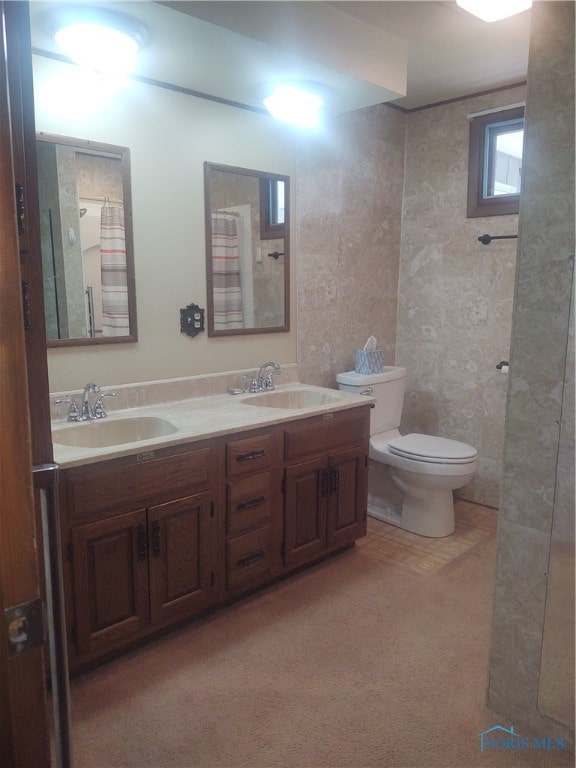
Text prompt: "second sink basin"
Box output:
[[52, 416, 178, 448], [241, 389, 342, 410]]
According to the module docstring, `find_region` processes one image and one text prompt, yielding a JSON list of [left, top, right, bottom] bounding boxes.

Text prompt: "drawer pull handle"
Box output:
[[236, 449, 265, 463], [236, 496, 266, 512], [136, 523, 147, 562], [236, 550, 265, 568], [151, 520, 161, 557]]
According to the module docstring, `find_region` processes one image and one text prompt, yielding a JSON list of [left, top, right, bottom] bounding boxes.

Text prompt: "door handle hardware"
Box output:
[[136, 523, 148, 562], [5, 598, 44, 656], [151, 520, 161, 557], [321, 468, 330, 496], [329, 467, 339, 496], [236, 496, 266, 511]]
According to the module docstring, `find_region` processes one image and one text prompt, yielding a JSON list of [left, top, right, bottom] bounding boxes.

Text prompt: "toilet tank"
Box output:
[[336, 366, 407, 434]]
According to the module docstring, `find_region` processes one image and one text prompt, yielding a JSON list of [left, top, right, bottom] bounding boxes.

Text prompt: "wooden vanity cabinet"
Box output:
[[59, 405, 370, 670], [60, 442, 219, 667], [283, 408, 369, 569]]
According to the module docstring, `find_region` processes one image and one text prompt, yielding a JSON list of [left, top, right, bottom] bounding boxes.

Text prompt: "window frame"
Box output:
[[466, 106, 525, 218], [259, 177, 286, 240]]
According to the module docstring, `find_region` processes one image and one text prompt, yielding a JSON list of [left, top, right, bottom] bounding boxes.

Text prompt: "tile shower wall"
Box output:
[[488, 1, 575, 742], [397, 84, 527, 508], [296, 105, 405, 389]]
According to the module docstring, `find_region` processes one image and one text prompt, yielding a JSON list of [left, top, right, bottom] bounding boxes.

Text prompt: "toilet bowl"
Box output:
[[370, 431, 478, 537], [336, 368, 478, 538]]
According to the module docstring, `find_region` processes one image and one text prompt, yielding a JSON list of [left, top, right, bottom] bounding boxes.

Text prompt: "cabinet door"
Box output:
[[148, 492, 217, 626], [327, 446, 368, 547], [284, 457, 327, 568], [71, 508, 149, 659]]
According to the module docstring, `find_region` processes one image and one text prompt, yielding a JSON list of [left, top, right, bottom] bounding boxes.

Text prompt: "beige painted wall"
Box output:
[[34, 56, 298, 392], [398, 84, 526, 508]]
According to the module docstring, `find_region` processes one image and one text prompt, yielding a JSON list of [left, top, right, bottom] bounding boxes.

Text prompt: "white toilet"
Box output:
[[336, 366, 478, 537]]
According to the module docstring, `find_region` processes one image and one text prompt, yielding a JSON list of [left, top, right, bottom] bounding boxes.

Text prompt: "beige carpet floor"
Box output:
[[67, 502, 574, 768]]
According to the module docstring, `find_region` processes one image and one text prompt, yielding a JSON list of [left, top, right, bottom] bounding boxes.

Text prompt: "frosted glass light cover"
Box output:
[[263, 85, 324, 129], [456, 0, 532, 22], [54, 23, 140, 75]]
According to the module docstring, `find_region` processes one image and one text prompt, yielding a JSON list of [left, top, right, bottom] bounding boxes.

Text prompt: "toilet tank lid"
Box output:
[[336, 367, 407, 386]]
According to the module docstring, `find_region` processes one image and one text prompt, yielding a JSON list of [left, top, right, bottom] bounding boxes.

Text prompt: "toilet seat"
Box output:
[[387, 434, 478, 464]]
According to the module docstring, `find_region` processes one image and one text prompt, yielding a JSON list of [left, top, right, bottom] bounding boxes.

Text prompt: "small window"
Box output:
[[467, 106, 524, 218], [260, 178, 286, 239]]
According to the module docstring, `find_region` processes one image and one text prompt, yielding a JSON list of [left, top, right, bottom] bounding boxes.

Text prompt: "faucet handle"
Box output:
[[92, 392, 116, 419], [241, 372, 260, 393], [54, 397, 80, 422]]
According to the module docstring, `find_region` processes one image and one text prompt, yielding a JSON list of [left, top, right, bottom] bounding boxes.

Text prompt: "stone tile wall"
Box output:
[[487, 1, 574, 742], [397, 85, 526, 508], [295, 105, 406, 389]]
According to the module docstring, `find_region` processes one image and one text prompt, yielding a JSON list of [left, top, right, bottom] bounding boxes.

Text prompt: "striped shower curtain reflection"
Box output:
[[212, 212, 244, 330], [100, 205, 129, 336]]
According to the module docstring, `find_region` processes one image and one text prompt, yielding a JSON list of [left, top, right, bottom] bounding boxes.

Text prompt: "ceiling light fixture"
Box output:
[[456, 0, 532, 23], [51, 7, 147, 76], [262, 83, 326, 129]]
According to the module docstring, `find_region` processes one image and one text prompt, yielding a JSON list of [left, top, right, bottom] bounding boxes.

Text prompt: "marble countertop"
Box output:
[[52, 383, 374, 468]]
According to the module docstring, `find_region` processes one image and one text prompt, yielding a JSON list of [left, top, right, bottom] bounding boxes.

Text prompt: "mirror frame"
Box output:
[[37, 133, 138, 347], [204, 162, 290, 337]]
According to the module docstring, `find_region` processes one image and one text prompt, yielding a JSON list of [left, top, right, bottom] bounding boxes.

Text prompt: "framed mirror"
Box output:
[[36, 133, 137, 346], [204, 162, 289, 336]]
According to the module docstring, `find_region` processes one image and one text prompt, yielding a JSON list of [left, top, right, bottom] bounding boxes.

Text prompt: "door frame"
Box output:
[[0, 1, 51, 763]]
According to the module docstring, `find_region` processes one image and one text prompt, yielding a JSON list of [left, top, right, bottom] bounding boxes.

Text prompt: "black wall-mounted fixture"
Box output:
[[180, 303, 205, 337], [478, 233, 518, 245]]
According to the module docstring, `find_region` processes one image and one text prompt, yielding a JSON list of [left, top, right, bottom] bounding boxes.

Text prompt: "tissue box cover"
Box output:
[[355, 349, 384, 374]]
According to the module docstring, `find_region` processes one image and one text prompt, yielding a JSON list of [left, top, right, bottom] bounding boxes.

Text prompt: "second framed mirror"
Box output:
[[204, 162, 290, 336]]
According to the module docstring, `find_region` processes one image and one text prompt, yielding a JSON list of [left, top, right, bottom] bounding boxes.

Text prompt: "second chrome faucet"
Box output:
[[238, 362, 281, 394]]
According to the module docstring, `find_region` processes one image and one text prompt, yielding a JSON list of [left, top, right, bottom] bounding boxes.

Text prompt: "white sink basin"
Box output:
[[52, 416, 178, 448], [240, 389, 342, 410]]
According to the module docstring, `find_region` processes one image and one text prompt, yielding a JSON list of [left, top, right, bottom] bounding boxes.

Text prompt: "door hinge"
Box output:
[[5, 598, 45, 657], [15, 182, 25, 235], [21, 280, 32, 330]]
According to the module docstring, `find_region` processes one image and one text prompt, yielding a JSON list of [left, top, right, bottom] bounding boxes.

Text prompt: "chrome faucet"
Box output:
[[80, 383, 100, 421], [257, 362, 281, 392], [54, 383, 116, 422]]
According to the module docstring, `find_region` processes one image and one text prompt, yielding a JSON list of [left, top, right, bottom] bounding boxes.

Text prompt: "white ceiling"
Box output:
[[29, 1, 532, 114]]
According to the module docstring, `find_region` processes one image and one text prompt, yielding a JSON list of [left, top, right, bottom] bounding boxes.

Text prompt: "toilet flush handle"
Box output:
[[359, 387, 373, 396]]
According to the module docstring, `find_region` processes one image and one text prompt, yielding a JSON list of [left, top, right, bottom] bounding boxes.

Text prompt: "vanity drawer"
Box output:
[[227, 472, 273, 537], [65, 447, 215, 519], [225, 431, 282, 478], [226, 526, 274, 592], [284, 407, 370, 463]]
